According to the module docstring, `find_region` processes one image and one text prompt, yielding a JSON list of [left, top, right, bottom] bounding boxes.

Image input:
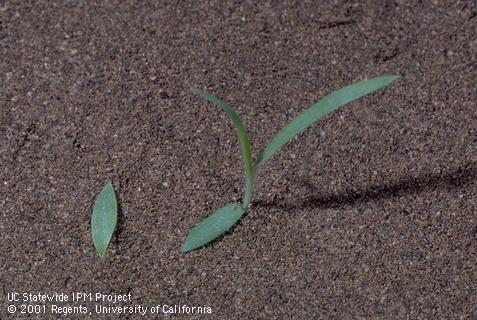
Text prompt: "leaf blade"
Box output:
[[182, 203, 245, 252], [91, 182, 118, 258], [192, 89, 254, 176], [256, 75, 399, 166]]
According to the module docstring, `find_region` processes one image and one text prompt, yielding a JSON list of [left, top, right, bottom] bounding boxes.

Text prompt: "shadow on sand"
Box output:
[[254, 162, 476, 211]]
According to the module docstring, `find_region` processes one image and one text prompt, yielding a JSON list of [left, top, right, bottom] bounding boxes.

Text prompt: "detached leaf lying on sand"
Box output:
[[183, 75, 398, 252], [91, 182, 117, 258]]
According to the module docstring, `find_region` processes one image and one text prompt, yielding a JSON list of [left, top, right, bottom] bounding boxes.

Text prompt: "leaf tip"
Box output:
[[191, 88, 202, 96], [382, 74, 400, 84], [181, 241, 194, 253]]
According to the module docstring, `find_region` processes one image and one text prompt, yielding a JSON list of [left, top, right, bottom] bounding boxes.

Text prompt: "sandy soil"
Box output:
[[1, 1, 476, 319]]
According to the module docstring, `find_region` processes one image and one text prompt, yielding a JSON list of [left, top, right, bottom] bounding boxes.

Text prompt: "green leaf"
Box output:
[[192, 89, 254, 177], [255, 75, 399, 166], [182, 203, 245, 252], [91, 182, 117, 258]]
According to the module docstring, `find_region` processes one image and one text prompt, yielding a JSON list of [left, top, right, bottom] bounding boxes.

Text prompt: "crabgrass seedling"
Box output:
[[182, 75, 398, 252], [91, 182, 117, 258]]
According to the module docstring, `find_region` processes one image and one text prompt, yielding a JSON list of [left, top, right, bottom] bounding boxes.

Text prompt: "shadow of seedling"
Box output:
[[254, 162, 476, 211]]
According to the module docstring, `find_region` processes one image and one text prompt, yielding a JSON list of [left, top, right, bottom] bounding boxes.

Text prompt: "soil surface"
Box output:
[[1, 1, 476, 319]]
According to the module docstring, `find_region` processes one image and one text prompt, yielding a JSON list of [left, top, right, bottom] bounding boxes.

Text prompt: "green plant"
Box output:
[[91, 182, 117, 258], [182, 75, 398, 252]]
